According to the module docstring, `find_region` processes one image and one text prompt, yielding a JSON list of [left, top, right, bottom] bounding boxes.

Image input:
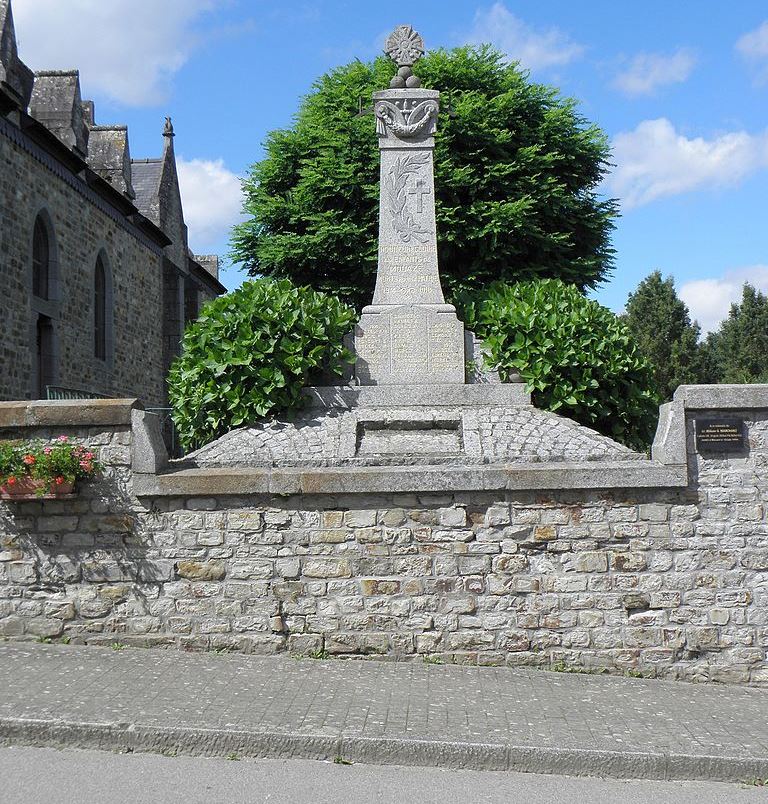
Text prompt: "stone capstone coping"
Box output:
[[674, 383, 768, 409], [0, 398, 142, 428], [132, 460, 688, 497], [303, 383, 531, 409]]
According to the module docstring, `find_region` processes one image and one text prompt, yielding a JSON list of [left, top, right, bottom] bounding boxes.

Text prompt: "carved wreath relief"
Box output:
[[375, 99, 437, 139], [385, 153, 431, 244]]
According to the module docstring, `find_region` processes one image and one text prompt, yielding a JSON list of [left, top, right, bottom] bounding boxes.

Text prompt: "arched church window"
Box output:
[[94, 255, 107, 360], [32, 216, 49, 299]]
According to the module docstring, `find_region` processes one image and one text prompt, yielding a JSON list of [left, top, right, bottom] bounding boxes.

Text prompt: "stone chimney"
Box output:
[[29, 69, 89, 157], [194, 255, 220, 280], [87, 123, 135, 199]]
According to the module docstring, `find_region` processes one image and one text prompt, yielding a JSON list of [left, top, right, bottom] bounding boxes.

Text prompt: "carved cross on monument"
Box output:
[[408, 177, 430, 213], [354, 25, 466, 386]]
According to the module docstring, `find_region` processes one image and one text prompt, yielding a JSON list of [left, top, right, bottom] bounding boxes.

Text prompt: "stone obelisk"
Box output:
[[355, 25, 465, 386]]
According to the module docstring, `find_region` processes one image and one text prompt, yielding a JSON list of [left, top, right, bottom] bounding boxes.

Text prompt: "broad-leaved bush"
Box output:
[[168, 279, 355, 450], [459, 279, 658, 449]]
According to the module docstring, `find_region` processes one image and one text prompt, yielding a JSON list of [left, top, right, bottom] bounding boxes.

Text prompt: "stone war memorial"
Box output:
[[1, 25, 767, 685]]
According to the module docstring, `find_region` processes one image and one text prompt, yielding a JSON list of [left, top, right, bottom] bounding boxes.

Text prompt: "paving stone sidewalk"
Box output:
[[0, 643, 766, 782]]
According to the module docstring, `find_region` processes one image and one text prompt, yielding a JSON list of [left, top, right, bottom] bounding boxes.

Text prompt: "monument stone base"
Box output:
[[354, 304, 465, 385], [189, 382, 643, 468]]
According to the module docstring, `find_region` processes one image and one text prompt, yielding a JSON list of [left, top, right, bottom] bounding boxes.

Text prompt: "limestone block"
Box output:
[[176, 561, 226, 581], [439, 507, 467, 527], [533, 526, 557, 543], [8, 562, 36, 584], [361, 579, 401, 595], [565, 552, 608, 573], [230, 561, 273, 580], [345, 510, 378, 528], [288, 633, 323, 654], [137, 560, 175, 582], [709, 609, 730, 625], [326, 632, 389, 654], [23, 617, 63, 637], [302, 558, 352, 579], [37, 516, 79, 533], [43, 601, 75, 620], [0, 616, 24, 636], [610, 552, 648, 572]]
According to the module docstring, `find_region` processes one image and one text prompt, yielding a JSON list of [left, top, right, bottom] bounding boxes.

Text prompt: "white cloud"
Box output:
[[465, 3, 583, 70], [12, 0, 214, 106], [736, 20, 768, 84], [176, 157, 244, 252], [680, 266, 768, 333], [612, 49, 696, 96], [607, 118, 768, 209]]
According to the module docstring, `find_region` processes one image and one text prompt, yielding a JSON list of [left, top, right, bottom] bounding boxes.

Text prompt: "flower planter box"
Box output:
[[0, 477, 76, 500], [1, 436, 99, 500]]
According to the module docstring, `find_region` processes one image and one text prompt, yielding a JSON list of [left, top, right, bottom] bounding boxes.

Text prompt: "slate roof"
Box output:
[[130, 158, 163, 224]]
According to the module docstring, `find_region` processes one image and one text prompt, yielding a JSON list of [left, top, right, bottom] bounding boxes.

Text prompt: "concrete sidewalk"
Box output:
[[0, 643, 766, 783]]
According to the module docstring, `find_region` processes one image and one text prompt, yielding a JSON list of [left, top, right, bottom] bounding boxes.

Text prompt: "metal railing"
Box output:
[[45, 388, 183, 458], [145, 407, 183, 459], [45, 385, 111, 400]]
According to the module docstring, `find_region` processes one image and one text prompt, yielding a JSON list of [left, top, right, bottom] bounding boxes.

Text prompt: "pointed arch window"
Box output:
[[94, 255, 107, 360], [32, 216, 50, 299]]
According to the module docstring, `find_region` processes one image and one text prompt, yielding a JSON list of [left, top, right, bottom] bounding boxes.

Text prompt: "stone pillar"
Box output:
[[355, 26, 465, 386]]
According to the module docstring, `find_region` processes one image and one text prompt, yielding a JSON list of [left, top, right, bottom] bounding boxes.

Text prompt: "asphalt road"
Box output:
[[0, 747, 765, 804]]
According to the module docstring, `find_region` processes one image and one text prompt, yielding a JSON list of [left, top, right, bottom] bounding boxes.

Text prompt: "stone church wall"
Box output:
[[0, 123, 166, 405], [0, 392, 766, 684]]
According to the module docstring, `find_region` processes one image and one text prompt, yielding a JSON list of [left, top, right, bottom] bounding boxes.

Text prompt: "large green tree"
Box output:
[[704, 284, 768, 383], [231, 46, 618, 309], [622, 271, 706, 400]]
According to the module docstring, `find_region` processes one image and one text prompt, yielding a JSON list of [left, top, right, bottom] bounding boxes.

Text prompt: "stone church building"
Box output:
[[0, 0, 225, 406]]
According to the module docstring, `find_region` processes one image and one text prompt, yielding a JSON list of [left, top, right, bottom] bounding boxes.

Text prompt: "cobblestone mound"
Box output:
[[189, 404, 643, 468]]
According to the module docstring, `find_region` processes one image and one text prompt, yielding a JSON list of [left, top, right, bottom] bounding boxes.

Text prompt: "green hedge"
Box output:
[[459, 279, 658, 449], [168, 279, 355, 450]]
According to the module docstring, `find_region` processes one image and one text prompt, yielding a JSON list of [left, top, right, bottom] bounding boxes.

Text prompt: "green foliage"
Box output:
[[232, 47, 617, 309], [459, 280, 658, 449], [0, 437, 101, 491], [703, 284, 768, 383], [168, 279, 355, 449], [622, 271, 707, 400]]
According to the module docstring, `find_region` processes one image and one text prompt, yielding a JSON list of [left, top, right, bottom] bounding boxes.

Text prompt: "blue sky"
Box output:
[[12, 0, 768, 331]]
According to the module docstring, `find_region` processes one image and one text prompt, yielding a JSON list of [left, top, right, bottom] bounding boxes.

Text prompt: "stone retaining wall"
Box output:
[[0, 391, 766, 683]]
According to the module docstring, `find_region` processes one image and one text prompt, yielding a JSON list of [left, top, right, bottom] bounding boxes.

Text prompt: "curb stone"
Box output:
[[1, 717, 766, 783]]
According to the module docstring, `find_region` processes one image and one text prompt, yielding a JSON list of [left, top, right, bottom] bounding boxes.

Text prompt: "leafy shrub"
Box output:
[[0, 436, 101, 493], [168, 279, 355, 450], [459, 279, 658, 449]]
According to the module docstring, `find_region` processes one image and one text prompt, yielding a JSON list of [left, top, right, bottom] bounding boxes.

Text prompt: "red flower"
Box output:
[[57, 435, 68, 443], [7, 476, 17, 486], [22, 454, 36, 465], [54, 476, 65, 485]]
